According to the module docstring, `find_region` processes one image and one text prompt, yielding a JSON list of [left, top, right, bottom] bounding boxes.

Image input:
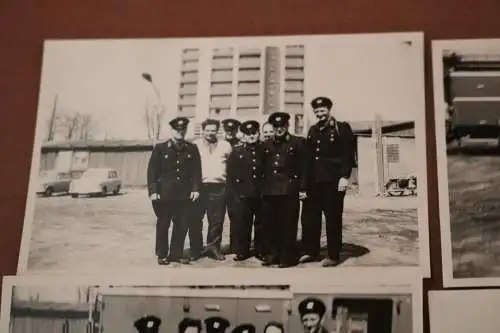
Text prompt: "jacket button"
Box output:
[[315, 157, 319, 160], [177, 161, 180, 164], [252, 151, 256, 155], [273, 170, 277, 174], [236, 179, 240, 183], [317, 140, 320, 143], [177, 177, 181, 180], [316, 148, 320, 152], [253, 166, 256, 170], [253, 175, 257, 179], [252, 159, 256, 162], [274, 162, 279, 165]]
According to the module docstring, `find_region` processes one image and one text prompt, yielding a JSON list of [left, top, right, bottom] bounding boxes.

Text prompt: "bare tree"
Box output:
[[144, 100, 166, 140], [55, 112, 96, 141]]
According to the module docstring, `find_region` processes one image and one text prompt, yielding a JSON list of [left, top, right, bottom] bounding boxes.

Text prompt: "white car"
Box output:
[[69, 168, 122, 198]]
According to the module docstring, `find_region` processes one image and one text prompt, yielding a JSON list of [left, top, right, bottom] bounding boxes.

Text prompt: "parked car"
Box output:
[[36, 170, 74, 197], [69, 168, 122, 198]]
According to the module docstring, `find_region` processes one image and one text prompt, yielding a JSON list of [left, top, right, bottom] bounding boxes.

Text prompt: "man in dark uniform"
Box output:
[[146, 117, 202, 265], [178, 317, 203, 333], [134, 315, 162, 333], [300, 96, 355, 267], [221, 118, 242, 254], [261, 112, 308, 268], [298, 298, 328, 333], [204, 316, 231, 333], [226, 120, 265, 261]]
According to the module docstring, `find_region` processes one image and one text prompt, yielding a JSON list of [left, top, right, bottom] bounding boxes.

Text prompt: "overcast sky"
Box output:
[[36, 33, 424, 140]]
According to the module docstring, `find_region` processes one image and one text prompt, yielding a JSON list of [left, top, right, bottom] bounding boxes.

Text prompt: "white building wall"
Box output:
[[357, 136, 416, 196]]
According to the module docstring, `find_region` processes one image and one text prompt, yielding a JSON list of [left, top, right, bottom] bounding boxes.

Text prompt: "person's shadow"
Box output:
[[197, 241, 370, 266]]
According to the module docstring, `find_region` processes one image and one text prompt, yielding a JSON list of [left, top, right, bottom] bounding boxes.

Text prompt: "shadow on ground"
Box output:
[[181, 242, 370, 266]]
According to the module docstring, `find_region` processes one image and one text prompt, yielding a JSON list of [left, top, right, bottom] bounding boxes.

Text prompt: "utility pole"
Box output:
[[373, 113, 385, 196], [47, 94, 58, 141]]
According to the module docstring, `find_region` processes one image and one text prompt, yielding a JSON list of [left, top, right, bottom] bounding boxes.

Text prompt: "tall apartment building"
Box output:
[[176, 45, 306, 136]]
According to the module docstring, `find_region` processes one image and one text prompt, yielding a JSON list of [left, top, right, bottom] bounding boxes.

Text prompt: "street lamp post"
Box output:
[[142, 72, 163, 146]]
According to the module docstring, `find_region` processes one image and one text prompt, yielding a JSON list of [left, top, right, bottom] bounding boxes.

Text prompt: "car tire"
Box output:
[[101, 187, 107, 196], [71, 194, 79, 198], [113, 185, 121, 195], [44, 187, 54, 197]]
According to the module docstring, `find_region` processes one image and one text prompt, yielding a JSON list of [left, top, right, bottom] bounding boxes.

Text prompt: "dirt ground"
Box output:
[[25, 190, 419, 272], [447, 146, 500, 278]]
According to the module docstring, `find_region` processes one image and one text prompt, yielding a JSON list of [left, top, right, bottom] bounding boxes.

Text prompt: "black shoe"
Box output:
[[299, 254, 321, 264], [233, 254, 251, 262], [321, 258, 342, 267], [208, 249, 226, 261], [261, 256, 279, 267], [157, 257, 170, 265], [190, 253, 202, 261], [278, 261, 298, 268], [169, 257, 191, 265]]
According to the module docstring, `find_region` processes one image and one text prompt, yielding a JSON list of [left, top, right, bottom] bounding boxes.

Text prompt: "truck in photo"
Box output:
[[443, 52, 500, 147]]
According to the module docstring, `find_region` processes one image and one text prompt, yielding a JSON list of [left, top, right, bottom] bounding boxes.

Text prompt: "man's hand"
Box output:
[[338, 177, 349, 192], [190, 191, 200, 201], [299, 191, 308, 200], [150, 193, 160, 201]]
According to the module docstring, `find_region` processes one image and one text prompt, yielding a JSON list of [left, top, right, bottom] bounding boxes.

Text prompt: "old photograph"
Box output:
[[1, 276, 420, 333], [17, 32, 429, 275], [429, 289, 500, 333], [433, 38, 500, 287]]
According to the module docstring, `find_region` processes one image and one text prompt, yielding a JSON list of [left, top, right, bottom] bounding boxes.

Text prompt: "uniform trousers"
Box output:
[[232, 196, 263, 256], [262, 195, 300, 264], [152, 199, 189, 260], [302, 181, 346, 260], [227, 196, 237, 253], [189, 183, 227, 254]]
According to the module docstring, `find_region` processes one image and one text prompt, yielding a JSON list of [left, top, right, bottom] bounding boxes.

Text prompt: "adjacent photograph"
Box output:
[[17, 32, 429, 276], [433, 38, 500, 287], [1, 276, 420, 333], [429, 289, 500, 333]]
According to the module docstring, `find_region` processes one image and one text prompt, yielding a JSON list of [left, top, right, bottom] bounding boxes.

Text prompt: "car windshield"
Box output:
[[81, 169, 106, 179]]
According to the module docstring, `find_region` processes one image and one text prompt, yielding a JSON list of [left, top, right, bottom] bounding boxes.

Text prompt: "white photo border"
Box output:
[[1, 273, 423, 333], [16, 31, 430, 280], [433, 38, 500, 287]]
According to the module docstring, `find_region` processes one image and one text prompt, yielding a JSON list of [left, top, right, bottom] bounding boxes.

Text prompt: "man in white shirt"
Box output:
[[189, 118, 232, 261]]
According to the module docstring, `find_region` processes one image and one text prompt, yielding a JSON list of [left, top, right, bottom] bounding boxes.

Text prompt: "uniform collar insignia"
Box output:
[[275, 116, 281, 122]]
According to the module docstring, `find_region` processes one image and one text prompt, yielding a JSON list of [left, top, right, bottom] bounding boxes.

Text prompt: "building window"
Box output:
[[178, 48, 199, 115], [386, 143, 400, 163], [294, 114, 304, 135]]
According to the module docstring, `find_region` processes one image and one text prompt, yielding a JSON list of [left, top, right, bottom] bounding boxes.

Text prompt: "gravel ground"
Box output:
[[25, 190, 419, 272], [447, 145, 500, 278]]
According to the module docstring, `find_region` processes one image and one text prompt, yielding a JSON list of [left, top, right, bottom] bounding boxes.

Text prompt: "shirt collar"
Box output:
[[319, 117, 338, 132]]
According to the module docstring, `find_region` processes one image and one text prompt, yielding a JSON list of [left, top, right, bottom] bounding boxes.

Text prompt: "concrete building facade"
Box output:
[[176, 45, 307, 136]]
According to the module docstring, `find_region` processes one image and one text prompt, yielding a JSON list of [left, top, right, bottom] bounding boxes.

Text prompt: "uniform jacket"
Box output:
[[226, 142, 265, 198], [261, 134, 308, 196], [193, 138, 232, 184], [306, 119, 355, 183], [146, 139, 202, 200]]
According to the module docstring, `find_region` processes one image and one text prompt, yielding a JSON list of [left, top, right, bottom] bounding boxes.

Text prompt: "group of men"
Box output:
[[146, 96, 355, 268], [133, 297, 328, 333]]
